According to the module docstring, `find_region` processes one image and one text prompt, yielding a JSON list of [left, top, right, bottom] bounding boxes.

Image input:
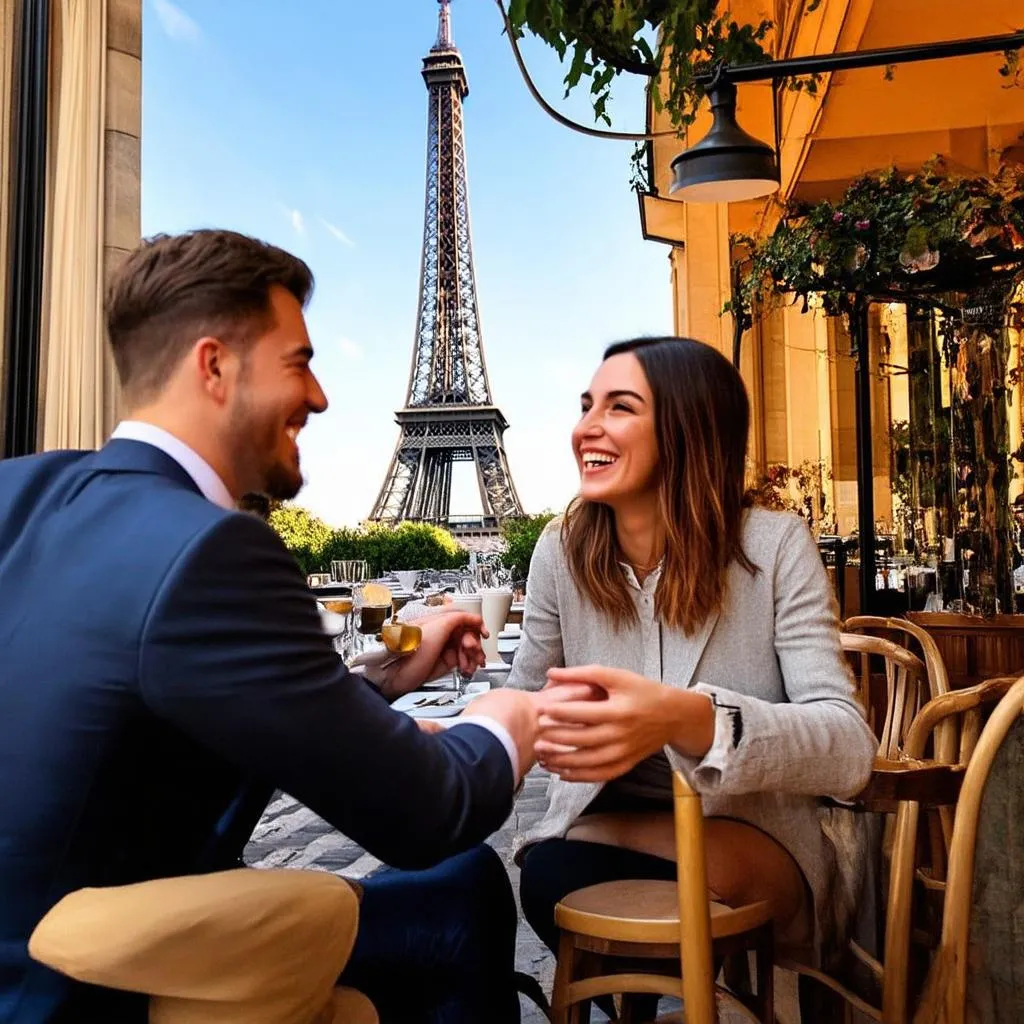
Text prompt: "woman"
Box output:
[[510, 337, 876, 970]]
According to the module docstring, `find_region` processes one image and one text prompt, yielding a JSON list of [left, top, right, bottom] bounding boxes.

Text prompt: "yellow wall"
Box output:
[[640, 0, 1024, 529]]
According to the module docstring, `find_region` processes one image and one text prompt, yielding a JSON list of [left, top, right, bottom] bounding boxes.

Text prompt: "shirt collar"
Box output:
[[110, 421, 236, 510], [618, 560, 663, 592]]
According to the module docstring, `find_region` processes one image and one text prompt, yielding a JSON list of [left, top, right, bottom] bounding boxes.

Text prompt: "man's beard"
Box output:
[[229, 394, 304, 501], [263, 459, 303, 501]]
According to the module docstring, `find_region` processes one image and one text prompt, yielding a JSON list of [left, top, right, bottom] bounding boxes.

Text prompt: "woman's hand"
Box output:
[[535, 665, 715, 782]]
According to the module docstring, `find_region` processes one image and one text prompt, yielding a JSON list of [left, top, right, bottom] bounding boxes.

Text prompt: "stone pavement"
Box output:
[[244, 765, 614, 1023], [244, 766, 789, 1022]]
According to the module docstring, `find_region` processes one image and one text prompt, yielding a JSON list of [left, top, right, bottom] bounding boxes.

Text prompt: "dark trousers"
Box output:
[[520, 838, 678, 1020], [339, 843, 520, 1024]]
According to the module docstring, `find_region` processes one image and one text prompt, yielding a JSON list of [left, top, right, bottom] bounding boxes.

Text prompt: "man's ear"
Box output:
[[193, 336, 235, 403]]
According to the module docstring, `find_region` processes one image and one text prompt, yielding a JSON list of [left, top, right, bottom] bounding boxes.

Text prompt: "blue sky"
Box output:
[[142, 0, 673, 526]]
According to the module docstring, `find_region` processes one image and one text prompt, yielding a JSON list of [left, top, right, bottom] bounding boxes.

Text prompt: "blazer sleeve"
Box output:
[[681, 515, 877, 800], [507, 524, 565, 692], [137, 512, 513, 870]]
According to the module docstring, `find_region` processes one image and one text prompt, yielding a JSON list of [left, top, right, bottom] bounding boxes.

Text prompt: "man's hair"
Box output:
[[105, 229, 314, 403]]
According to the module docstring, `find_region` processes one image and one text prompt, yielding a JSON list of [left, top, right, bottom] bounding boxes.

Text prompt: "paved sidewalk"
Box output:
[[244, 766, 568, 1023], [246, 768, 774, 1022]]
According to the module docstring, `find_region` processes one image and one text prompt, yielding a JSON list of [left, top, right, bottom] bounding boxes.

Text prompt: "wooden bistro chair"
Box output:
[[840, 633, 931, 762], [842, 623, 957, 885], [843, 616, 954, 765], [550, 770, 774, 1024], [903, 677, 1024, 1024], [782, 675, 1022, 1024]]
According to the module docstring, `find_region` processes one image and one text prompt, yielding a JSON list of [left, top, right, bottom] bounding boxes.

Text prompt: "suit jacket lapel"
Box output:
[[674, 607, 720, 690]]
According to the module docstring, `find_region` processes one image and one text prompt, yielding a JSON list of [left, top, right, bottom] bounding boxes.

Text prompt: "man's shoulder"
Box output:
[[0, 448, 91, 490]]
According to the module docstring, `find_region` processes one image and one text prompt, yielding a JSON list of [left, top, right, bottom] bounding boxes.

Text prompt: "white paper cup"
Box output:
[[449, 593, 483, 617], [477, 588, 513, 664]]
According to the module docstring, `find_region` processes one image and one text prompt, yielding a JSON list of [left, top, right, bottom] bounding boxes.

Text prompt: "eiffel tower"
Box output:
[[369, 0, 523, 540]]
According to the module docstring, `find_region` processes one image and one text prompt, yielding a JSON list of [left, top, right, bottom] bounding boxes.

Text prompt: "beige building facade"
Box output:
[[638, 0, 1024, 540], [0, 0, 141, 456]]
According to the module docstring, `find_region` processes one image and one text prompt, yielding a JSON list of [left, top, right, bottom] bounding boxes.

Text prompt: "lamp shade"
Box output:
[[669, 79, 779, 203]]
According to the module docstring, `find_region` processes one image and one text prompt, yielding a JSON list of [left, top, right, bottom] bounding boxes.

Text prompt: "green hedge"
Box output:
[[268, 505, 469, 577]]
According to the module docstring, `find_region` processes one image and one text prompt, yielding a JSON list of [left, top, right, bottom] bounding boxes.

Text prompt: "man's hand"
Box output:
[[535, 665, 715, 782], [384, 611, 487, 698]]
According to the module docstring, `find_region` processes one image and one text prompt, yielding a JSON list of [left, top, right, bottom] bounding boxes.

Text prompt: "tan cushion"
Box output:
[[29, 869, 362, 1023], [322, 987, 379, 1024]]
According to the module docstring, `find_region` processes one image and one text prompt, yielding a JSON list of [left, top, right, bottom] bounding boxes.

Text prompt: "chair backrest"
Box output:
[[671, 770, 716, 1024], [881, 676, 1022, 1024], [843, 616, 950, 697], [910, 676, 1024, 1024], [840, 632, 930, 760]]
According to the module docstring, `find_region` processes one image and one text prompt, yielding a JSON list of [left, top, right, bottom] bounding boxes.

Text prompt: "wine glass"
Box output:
[[322, 595, 354, 659]]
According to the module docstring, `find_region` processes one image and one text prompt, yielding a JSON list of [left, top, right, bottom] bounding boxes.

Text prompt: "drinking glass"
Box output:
[[353, 585, 392, 659], [322, 595, 354, 659], [449, 593, 482, 698]]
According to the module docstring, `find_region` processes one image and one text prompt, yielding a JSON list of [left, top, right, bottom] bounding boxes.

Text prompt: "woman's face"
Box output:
[[572, 352, 660, 508]]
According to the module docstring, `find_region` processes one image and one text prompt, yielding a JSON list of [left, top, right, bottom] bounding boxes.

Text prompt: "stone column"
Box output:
[[105, 0, 140, 289], [102, 0, 141, 434]]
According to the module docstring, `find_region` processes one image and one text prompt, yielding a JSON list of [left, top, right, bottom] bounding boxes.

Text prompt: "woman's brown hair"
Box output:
[[562, 336, 756, 634]]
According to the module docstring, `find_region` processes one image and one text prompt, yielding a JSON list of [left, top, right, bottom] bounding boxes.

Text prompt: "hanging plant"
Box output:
[[728, 161, 1024, 327]]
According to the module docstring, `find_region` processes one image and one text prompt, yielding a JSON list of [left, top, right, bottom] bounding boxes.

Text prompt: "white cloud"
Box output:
[[322, 219, 356, 247], [338, 337, 363, 360], [289, 208, 305, 235], [152, 0, 201, 43]]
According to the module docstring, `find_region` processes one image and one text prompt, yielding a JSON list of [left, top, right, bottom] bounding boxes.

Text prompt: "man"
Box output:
[[0, 230, 558, 1022]]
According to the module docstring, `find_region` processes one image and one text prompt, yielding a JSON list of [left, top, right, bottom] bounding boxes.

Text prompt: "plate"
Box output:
[[392, 682, 489, 718]]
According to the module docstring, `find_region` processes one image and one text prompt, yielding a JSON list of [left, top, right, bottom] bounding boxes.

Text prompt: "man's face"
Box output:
[[226, 286, 328, 500]]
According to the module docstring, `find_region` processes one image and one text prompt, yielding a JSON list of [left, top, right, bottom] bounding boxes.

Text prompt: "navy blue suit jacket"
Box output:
[[0, 440, 513, 1022]]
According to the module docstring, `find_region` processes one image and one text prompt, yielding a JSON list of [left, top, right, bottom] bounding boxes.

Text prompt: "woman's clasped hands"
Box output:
[[534, 665, 716, 782]]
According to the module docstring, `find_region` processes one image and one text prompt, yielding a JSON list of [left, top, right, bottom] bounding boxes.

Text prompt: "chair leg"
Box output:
[[797, 973, 845, 1023], [754, 925, 774, 1024], [551, 931, 576, 1024]]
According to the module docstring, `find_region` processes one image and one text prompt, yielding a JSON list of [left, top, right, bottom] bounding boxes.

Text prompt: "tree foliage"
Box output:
[[507, 2, 1021, 129], [507, 0, 771, 127], [267, 505, 334, 575], [267, 506, 469, 577], [500, 512, 558, 581]]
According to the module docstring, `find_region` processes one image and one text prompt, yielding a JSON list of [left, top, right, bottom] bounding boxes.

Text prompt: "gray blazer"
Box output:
[[508, 507, 877, 957]]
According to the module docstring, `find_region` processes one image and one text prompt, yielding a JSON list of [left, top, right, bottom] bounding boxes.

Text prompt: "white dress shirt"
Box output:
[[111, 421, 235, 509], [109, 421, 521, 781]]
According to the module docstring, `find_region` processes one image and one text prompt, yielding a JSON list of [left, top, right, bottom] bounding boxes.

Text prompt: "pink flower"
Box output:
[[832, 211, 845, 224], [855, 219, 871, 231]]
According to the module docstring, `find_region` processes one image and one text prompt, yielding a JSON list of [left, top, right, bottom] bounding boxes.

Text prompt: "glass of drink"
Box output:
[[449, 593, 482, 698], [323, 596, 354, 659], [381, 620, 422, 657], [353, 583, 393, 658]]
